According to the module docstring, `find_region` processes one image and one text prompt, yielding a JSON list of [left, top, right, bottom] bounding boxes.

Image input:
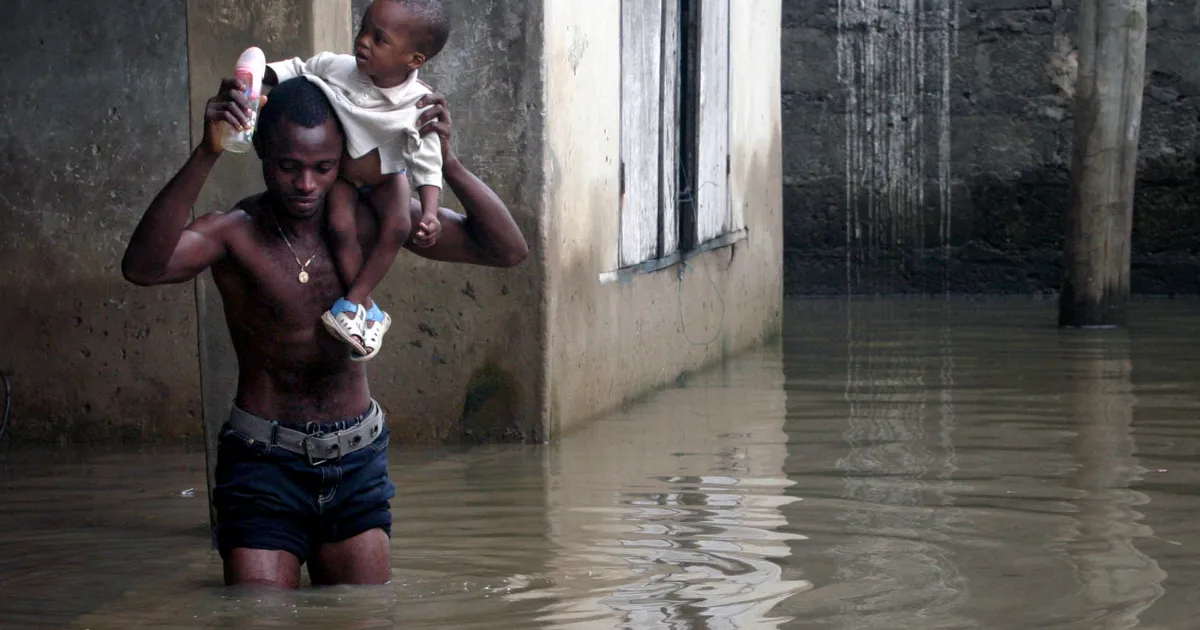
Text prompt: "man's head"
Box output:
[[354, 0, 451, 86], [254, 78, 345, 220]]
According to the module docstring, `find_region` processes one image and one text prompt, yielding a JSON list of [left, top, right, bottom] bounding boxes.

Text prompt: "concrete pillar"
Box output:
[[185, 0, 352, 529], [1059, 0, 1147, 328], [361, 0, 546, 446]]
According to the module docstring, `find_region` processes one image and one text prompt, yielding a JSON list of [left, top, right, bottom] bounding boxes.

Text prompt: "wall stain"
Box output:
[[458, 361, 527, 444]]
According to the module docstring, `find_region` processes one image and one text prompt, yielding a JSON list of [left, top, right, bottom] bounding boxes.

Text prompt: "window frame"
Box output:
[[605, 0, 746, 284]]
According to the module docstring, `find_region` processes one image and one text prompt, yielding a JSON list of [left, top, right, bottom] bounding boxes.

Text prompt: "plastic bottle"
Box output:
[[221, 46, 267, 154]]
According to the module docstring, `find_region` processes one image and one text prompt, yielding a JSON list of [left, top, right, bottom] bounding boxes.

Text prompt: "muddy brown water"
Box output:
[[1, 297, 1198, 628]]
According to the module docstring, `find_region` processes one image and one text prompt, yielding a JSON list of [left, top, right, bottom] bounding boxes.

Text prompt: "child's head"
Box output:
[[355, 0, 451, 85]]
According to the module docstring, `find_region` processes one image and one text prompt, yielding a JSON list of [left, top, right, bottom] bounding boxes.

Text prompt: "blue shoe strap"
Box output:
[[366, 302, 385, 322], [332, 298, 360, 315]]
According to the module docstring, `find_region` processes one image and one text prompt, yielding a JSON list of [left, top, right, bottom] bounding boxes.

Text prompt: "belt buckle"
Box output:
[[302, 433, 333, 466]]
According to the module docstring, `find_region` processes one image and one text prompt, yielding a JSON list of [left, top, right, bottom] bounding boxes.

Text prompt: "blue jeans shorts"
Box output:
[[212, 401, 396, 563]]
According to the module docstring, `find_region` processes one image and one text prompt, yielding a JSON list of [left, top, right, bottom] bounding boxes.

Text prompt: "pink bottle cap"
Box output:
[[234, 46, 267, 99]]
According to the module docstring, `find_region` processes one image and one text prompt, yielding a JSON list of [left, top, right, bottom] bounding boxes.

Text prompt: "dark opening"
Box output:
[[677, 0, 701, 254]]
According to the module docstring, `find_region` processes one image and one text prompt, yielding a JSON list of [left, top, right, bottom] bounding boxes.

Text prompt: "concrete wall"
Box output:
[[5, 0, 779, 445], [542, 1, 784, 435], [0, 0, 543, 445], [349, 0, 547, 443], [0, 0, 195, 441], [783, 0, 1200, 295], [189, 0, 543, 450]]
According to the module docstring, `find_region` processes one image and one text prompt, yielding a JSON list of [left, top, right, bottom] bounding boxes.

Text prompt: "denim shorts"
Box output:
[[212, 402, 396, 563]]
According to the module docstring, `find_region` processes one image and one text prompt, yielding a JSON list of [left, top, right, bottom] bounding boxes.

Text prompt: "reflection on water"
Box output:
[[1, 297, 1200, 628], [830, 299, 973, 628], [516, 351, 811, 628], [1058, 333, 1165, 629]]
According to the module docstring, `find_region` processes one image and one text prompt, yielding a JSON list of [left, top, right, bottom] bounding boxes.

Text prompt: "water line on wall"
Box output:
[[837, 0, 959, 293]]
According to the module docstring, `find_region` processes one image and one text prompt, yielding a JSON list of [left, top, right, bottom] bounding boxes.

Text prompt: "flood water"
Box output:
[[2, 297, 1200, 629]]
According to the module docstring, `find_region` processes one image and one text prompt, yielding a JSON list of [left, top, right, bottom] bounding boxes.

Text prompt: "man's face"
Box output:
[[354, 0, 425, 83], [259, 118, 343, 220]]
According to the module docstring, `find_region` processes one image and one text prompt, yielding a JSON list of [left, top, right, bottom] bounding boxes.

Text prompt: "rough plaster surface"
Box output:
[[0, 0, 194, 441], [353, 0, 547, 444], [543, 1, 784, 436], [154, 0, 545, 449], [783, 0, 1200, 295]]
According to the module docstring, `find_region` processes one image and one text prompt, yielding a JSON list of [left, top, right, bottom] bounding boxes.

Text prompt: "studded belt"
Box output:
[[226, 400, 384, 465]]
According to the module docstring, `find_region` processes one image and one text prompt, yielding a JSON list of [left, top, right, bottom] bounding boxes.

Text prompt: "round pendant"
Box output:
[[298, 270, 310, 284]]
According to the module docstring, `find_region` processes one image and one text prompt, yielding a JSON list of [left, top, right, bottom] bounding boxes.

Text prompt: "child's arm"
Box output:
[[403, 159, 526, 268], [264, 52, 335, 87], [413, 185, 441, 247], [408, 119, 444, 189], [408, 121, 444, 245], [400, 93, 527, 267]]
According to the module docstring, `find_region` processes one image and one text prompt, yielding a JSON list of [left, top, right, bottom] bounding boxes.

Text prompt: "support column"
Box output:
[[1059, 0, 1147, 328], [185, 0, 352, 530]]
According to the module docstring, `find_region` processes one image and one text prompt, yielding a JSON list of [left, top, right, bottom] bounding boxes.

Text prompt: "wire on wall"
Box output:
[[675, 167, 727, 346]]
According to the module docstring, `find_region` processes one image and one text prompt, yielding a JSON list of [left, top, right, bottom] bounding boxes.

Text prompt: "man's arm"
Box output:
[[121, 146, 229, 285], [402, 94, 529, 268], [121, 78, 253, 285]]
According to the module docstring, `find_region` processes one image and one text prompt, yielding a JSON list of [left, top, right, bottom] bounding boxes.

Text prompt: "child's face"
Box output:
[[354, 1, 426, 85]]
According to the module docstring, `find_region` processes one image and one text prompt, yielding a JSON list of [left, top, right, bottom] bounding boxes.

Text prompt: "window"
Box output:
[[613, 0, 740, 277]]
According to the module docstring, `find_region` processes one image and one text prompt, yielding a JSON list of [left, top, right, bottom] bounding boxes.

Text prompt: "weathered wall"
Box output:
[[543, 1, 784, 436], [783, 0, 1200, 295], [350, 0, 547, 443], [0, 0, 195, 441]]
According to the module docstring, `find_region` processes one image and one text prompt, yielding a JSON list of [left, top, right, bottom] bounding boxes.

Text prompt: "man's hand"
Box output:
[[416, 92, 455, 166], [203, 77, 267, 154]]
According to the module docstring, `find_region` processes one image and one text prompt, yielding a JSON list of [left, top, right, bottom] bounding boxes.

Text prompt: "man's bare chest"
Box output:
[[221, 229, 345, 322]]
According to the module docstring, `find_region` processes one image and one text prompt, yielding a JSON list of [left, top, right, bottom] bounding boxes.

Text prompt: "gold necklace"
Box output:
[[268, 211, 316, 284]]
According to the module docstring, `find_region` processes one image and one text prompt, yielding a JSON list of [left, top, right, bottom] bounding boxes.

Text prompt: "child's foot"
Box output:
[[352, 302, 392, 362], [321, 298, 367, 355]]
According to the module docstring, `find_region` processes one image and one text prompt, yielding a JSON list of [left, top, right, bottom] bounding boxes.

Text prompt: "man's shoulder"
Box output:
[[202, 194, 262, 235], [229, 194, 266, 221], [180, 203, 255, 258]]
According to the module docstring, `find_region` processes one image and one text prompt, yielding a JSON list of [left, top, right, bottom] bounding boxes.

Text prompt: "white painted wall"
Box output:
[[542, 0, 783, 437]]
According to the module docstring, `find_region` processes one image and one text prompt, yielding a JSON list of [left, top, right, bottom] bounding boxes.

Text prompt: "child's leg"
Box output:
[[319, 178, 370, 354], [326, 178, 363, 293], [341, 175, 409, 361], [347, 173, 412, 308]]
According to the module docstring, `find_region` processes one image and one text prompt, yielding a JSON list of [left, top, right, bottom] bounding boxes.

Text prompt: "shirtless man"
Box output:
[[120, 76, 527, 588]]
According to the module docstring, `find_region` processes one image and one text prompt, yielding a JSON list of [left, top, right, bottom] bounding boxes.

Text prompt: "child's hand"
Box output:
[[412, 213, 442, 248]]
